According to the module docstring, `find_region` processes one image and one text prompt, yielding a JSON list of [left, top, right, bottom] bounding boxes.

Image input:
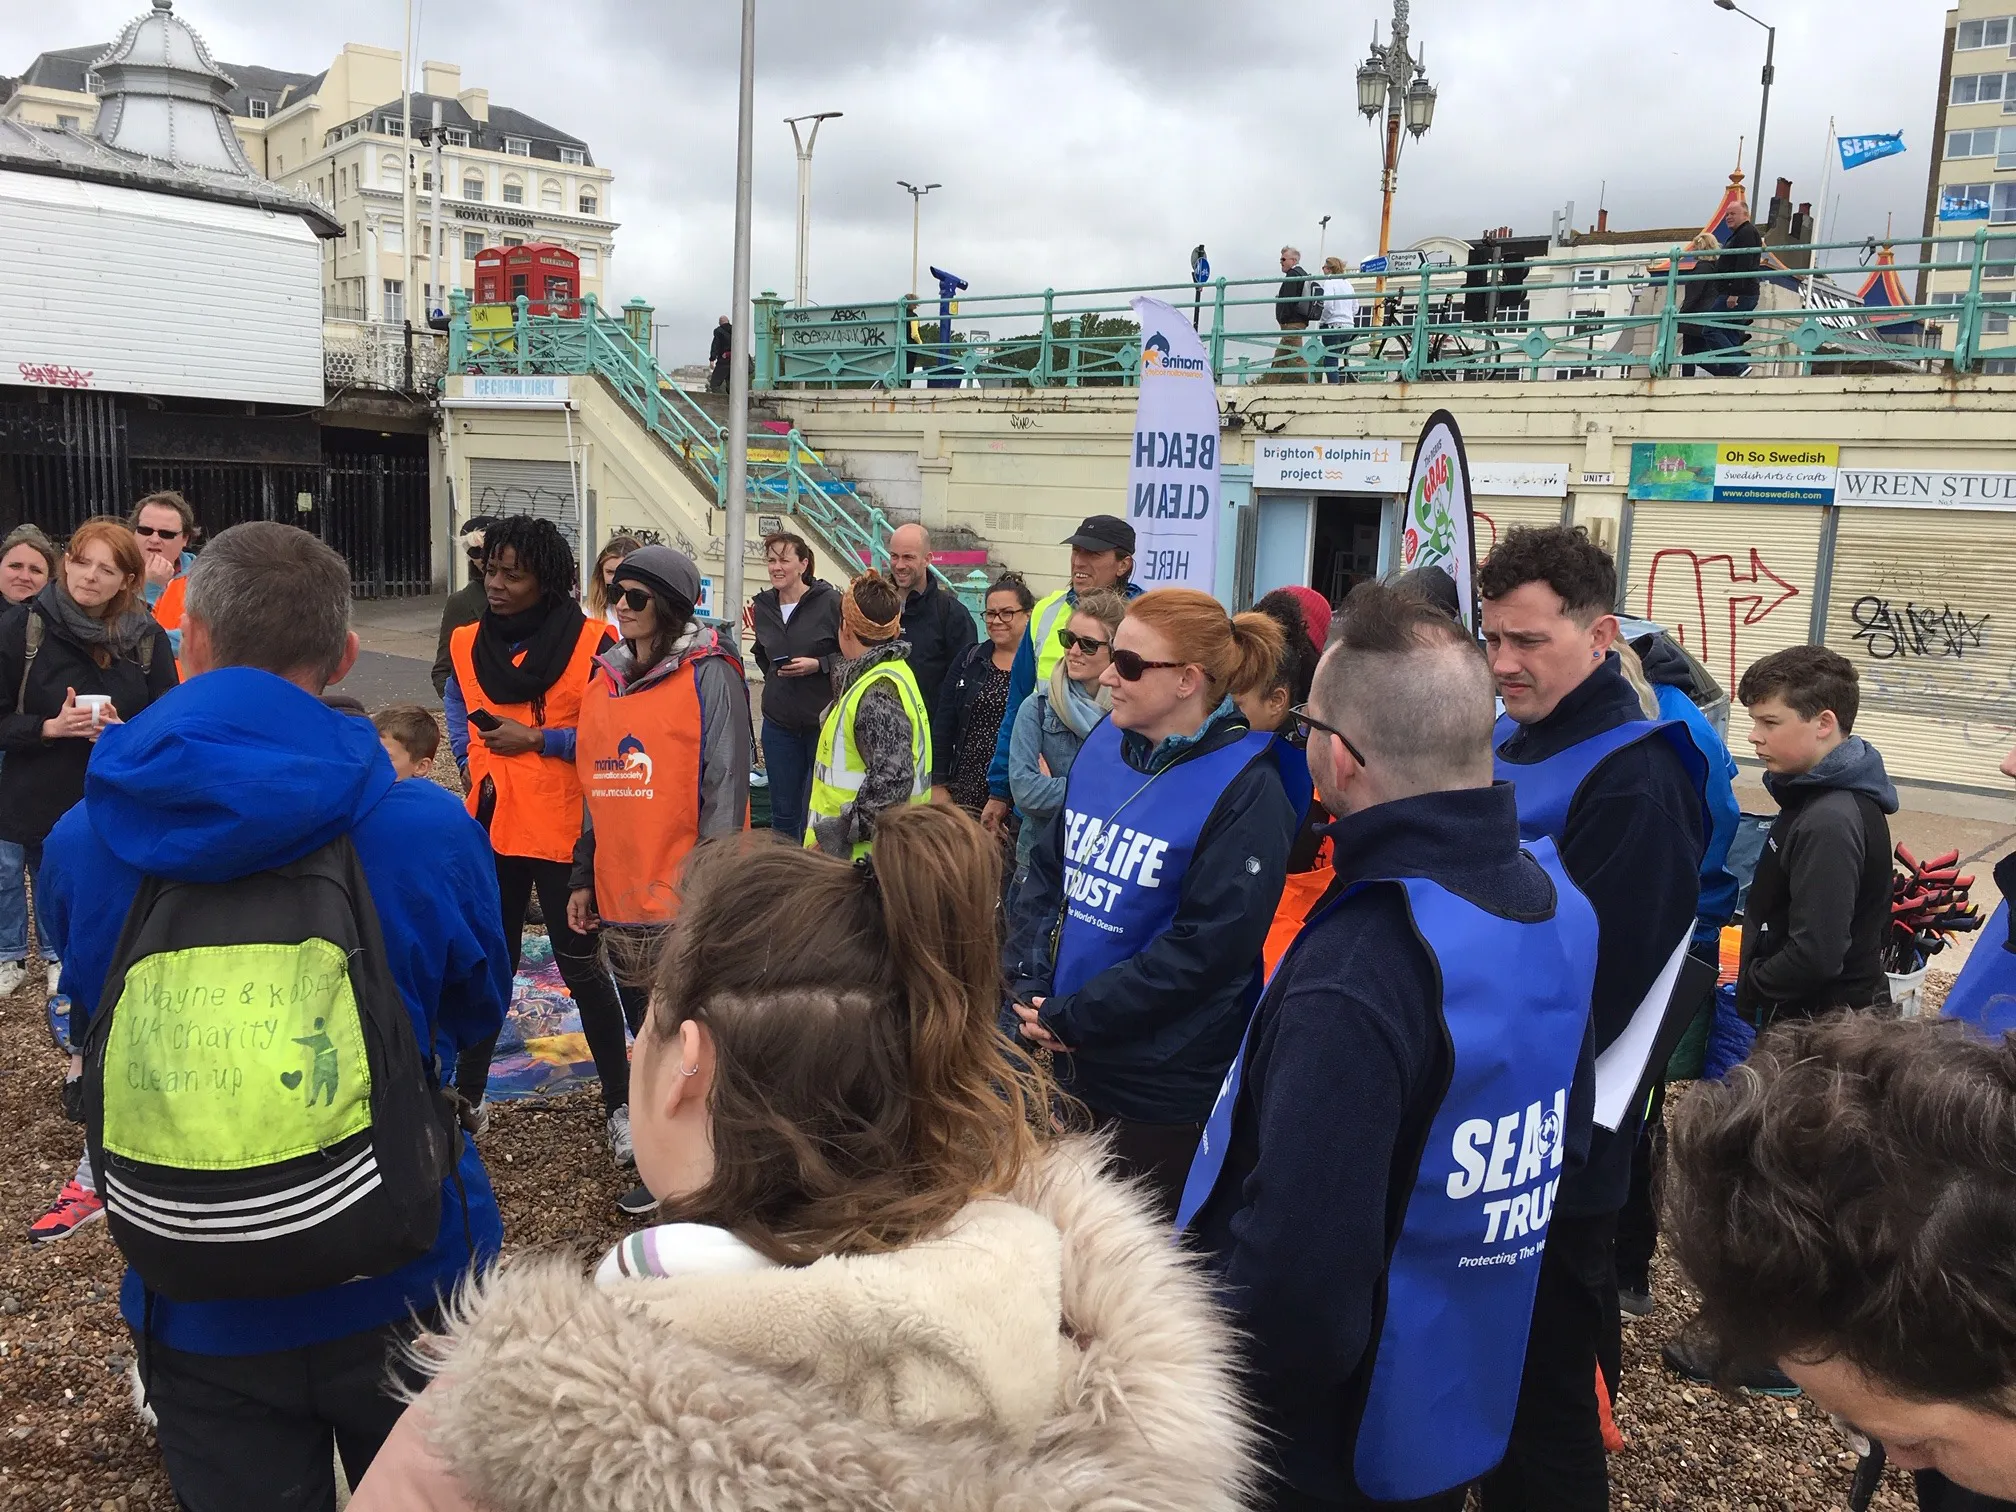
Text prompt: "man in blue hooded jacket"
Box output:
[[39, 522, 511, 1512]]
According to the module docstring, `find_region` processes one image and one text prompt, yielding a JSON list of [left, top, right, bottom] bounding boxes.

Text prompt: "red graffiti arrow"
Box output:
[[1731, 547, 1799, 625]]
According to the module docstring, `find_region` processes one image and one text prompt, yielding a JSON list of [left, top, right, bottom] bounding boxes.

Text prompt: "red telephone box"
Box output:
[[472, 242, 581, 316]]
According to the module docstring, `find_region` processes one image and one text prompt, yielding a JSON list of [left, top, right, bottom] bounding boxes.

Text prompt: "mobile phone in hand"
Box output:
[[468, 709, 502, 732]]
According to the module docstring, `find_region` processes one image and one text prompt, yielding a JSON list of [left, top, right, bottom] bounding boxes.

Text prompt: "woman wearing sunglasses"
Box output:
[[933, 574, 1034, 820], [570, 545, 750, 1213], [1005, 589, 1125, 898], [1007, 588, 1307, 1218]]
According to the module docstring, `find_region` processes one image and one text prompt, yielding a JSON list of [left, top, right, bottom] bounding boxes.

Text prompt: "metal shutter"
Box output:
[[1823, 506, 2016, 789], [466, 458, 580, 549], [1621, 501, 1825, 699], [1474, 495, 1566, 557]]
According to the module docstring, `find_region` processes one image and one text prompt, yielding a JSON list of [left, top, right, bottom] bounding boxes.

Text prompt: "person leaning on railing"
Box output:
[[1703, 202, 1764, 377]]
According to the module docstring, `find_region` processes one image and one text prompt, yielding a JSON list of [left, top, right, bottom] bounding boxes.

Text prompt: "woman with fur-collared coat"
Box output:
[[352, 804, 1258, 1512]]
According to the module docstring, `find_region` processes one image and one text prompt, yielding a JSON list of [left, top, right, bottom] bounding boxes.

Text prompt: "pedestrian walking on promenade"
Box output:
[[1477, 525, 1708, 1512], [39, 521, 511, 1510], [805, 570, 932, 858], [1317, 256, 1360, 383], [1186, 582, 1600, 1511], [443, 516, 633, 1167], [1263, 246, 1323, 384], [352, 805, 1260, 1512], [707, 314, 733, 393], [750, 531, 842, 842], [1007, 588, 1302, 1218]]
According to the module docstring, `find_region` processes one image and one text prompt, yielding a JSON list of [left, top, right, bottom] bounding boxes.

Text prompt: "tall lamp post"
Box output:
[[785, 111, 841, 308], [1714, 0, 1776, 210], [897, 179, 940, 296], [722, 0, 756, 651], [1355, 0, 1437, 294]]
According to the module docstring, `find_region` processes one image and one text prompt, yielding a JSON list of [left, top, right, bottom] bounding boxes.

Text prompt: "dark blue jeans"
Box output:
[[762, 719, 819, 843]]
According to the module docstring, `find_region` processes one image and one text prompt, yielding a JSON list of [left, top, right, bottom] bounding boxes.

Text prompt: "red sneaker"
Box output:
[[28, 1178, 103, 1246]]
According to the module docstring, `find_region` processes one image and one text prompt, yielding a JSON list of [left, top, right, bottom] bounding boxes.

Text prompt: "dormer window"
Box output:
[[504, 137, 530, 157], [249, 98, 270, 119]]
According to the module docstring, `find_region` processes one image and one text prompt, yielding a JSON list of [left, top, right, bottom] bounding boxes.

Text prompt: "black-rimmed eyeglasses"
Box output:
[[1289, 703, 1367, 767]]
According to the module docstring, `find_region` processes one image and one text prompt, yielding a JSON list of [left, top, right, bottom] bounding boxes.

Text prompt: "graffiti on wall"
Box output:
[[1642, 546, 1802, 693], [1848, 595, 1991, 660]]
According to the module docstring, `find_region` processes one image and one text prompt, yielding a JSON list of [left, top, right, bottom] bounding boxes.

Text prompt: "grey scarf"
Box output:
[[34, 578, 156, 661]]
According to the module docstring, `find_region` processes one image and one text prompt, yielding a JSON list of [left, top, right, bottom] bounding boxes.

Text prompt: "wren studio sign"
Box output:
[[1838, 468, 2016, 509]]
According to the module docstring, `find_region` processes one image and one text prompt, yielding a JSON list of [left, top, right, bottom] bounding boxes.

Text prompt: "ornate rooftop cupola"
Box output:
[[89, 0, 257, 177]]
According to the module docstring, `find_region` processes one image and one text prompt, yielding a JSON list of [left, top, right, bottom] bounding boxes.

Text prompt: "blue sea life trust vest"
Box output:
[[1180, 839, 1598, 1501], [1945, 898, 2016, 1036], [1492, 712, 1710, 1130], [1049, 716, 1282, 999]]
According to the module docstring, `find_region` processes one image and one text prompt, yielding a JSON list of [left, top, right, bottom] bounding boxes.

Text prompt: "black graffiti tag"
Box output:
[[1849, 594, 1991, 660]]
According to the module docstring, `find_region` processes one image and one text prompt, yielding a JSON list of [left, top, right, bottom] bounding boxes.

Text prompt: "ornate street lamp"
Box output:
[[1357, 0, 1436, 291]]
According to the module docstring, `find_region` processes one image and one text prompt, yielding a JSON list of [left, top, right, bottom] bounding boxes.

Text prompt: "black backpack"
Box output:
[[83, 834, 459, 1302]]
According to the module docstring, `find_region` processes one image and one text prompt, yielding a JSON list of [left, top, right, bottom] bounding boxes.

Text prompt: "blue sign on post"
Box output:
[[1358, 255, 1389, 275]]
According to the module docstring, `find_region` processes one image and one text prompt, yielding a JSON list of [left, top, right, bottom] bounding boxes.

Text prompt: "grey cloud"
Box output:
[[4, 0, 1955, 365]]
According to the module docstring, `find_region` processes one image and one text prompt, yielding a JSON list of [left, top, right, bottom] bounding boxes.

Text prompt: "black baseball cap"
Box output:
[[1062, 514, 1135, 554]]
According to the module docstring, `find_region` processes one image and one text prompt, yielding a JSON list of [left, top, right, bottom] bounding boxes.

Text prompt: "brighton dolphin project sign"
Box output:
[[1125, 297, 1221, 591]]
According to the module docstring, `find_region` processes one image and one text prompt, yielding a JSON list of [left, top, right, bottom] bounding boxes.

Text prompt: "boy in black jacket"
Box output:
[[1735, 645, 1898, 1025]]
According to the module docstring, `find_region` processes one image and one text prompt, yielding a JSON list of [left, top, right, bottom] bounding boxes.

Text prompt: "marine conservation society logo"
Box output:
[[593, 733, 654, 797], [1140, 331, 1209, 379]]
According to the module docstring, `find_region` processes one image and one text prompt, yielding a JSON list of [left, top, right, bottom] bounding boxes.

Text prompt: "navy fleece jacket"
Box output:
[[1495, 657, 1704, 1218], [41, 668, 512, 1355], [1190, 782, 1588, 1503]]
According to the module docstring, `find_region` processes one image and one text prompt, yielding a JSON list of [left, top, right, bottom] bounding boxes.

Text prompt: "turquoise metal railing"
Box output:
[[747, 232, 2016, 390], [448, 292, 984, 610]]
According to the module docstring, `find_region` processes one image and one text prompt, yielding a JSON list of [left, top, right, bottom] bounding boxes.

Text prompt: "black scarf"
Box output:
[[472, 593, 587, 716]]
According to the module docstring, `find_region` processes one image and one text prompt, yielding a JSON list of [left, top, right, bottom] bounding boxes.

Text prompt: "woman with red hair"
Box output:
[[1006, 587, 1305, 1217]]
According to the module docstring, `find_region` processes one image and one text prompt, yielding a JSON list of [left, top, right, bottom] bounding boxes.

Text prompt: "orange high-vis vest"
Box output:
[[576, 659, 711, 925], [153, 574, 188, 676], [152, 574, 187, 635], [450, 618, 605, 862]]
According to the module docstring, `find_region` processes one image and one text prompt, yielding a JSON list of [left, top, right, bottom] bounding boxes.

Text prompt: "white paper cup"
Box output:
[[74, 695, 113, 727]]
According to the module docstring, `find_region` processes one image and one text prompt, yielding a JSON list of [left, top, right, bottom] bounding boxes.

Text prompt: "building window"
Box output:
[[504, 137, 530, 157], [249, 98, 269, 120], [56, 115, 79, 130], [559, 146, 585, 166], [421, 170, 433, 192], [1947, 127, 2003, 157], [383, 222, 404, 255], [464, 176, 484, 201], [579, 191, 598, 216], [464, 230, 484, 260], [382, 153, 402, 185], [1951, 71, 2015, 106], [382, 116, 405, 136], [83, 71, 102, 95], [443, 127, 470, 147], [502, 235, 525, 248], [383, 279, 405, 325], [502, 179, 524, 204], [540, 180, 561, 210], [581, 249, 599, 277], [1959, 16, 2014, 49], [1572, 267, 1612, 287], [351, 221, 361, 243]]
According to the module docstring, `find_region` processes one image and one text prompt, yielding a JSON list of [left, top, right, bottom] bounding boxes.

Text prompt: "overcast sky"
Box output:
[[5, 1, 1953, 360]]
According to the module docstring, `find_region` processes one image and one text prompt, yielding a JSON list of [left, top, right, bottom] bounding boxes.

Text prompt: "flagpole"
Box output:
[[1809, 116, 1835, 296]]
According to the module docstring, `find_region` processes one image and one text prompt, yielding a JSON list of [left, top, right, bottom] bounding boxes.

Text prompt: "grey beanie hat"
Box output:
[[611, 543, 702, 621]]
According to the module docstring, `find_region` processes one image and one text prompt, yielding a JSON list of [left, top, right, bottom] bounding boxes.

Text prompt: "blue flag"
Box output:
[[1941, 192, 1992, 221], [1838, 132, 1906, 170]]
